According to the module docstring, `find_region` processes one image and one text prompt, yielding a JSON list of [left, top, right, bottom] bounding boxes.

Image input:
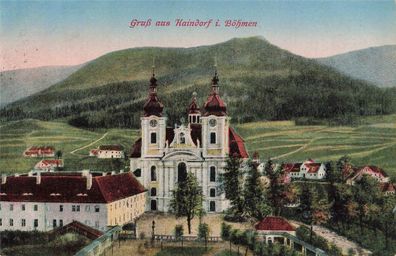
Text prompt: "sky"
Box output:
[[1, 0, 396, 71]]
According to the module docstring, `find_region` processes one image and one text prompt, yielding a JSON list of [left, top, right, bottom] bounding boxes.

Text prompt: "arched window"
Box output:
[[179, 133, 186, 144], [210, 132, 216, 144], [151, 188, 157, 196], [133, 169, 141, 177], [210, 166, 216, 182], [178, 162, 187, 182], [210, 188, 216, 197], [151, 133, 157, 144], [151, 166, 157, 181]]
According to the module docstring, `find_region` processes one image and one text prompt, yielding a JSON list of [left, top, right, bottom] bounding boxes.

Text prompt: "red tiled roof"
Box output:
[[229, 127, 249, 158], [282, 163, 302, 173], [305, 163, 321, 173], [380, 182, 395, 193], [39, 159, 63, 166], [202, 93, 227, 116], [0, 172, 145, 203], [255, 216, 295, 231], [130, 126, 248, 159], [99, 145, 123, 151], [365, 166, 388, 177]]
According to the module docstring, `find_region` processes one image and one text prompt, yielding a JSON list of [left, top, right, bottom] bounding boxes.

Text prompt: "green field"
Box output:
[[236, 114, 396, 178], [1, 115, 395, 178], [0, 119, 138, 174]]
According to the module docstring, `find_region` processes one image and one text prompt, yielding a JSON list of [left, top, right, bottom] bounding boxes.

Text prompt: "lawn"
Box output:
[[1, 115, 395, 178]]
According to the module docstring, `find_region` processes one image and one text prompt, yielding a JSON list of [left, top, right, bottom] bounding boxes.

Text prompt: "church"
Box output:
[[130, 66, 249, 213]]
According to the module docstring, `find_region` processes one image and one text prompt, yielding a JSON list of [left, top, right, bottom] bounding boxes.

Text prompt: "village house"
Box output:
[[345, 165, 390, 185], [23, 146, 55, 157], [91, 145, 124, 159], [0, 171, 146, 232], [255, 216, 296, 244], [34, 159, 64, 171], [282, 159, 327, 180]]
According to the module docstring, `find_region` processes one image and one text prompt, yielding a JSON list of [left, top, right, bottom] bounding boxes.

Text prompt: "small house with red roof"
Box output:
[[34, 159, 64, 171], [23, 146, 55, 157], [255, 216, 296, 243], [89, 145, 125, 159], [282, 159, 326, 180], [129, 67, 248, 213], [0, 171, 146, 232], [346, 165, 390, 185]]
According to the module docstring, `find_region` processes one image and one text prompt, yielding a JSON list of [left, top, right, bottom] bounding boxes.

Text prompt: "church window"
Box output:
[[210, 188, 216, 197], [193, 116, 196, 123], [210, 132, 216, 144], [10, 218, 13, 226], [151, 166, 157, 181], [210, 166, 216, 182], [180, 133, 186, 144], [150, 133, 157, 144], [151, 188, 157, 196], [197, 116, 200, 123], [133, 169, 141, 177]]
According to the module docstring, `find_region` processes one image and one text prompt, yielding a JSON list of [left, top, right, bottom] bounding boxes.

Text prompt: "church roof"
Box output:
[[202, 73, 227, 116], [143, 75, 164, 117], [130, 126, 248, 159]]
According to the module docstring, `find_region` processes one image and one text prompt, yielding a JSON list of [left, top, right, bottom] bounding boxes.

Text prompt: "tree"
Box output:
[[336, 155, 351, 182], [170, 172, 203, 234], [222, 153, 245, 218], [378, 195, 396, 250], [266, 159, 287, 216], [198, 223, 210, 250], [244, 161, 271, 220]]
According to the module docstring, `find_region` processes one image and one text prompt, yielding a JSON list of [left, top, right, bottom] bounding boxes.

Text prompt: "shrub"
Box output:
[[221, 222, 232, 241], [198, 223, 210, 240]]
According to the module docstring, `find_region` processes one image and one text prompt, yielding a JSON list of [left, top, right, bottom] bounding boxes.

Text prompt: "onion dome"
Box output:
[[143, 72, 164, 117], [188, 92, 200, 114], [202, 71, 227, 116]]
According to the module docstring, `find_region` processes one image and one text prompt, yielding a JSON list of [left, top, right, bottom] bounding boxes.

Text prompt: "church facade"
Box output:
[[130, 68, 248, 213]]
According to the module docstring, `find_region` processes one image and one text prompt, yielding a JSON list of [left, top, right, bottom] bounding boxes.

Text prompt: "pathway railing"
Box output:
[[74, 226, 122, 256]]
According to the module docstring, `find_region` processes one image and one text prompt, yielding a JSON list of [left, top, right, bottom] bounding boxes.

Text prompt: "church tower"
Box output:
[[201, 64, 230, 158], [141, 65, 166, 158]]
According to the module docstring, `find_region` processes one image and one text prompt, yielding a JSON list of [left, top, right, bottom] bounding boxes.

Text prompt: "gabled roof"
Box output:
[[255, 216, 295, 231], [304, 163, 321, 173], [380, 182, 395, 193], [51, 220, 103, 240], [38, 159, 63, 166], [99, 145, 123, 151], [0, 172, 145, 203], [282, 163, 302, 173], [229, 127, 249, 158]]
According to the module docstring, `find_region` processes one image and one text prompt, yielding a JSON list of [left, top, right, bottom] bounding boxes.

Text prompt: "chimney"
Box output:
[[1, 174, 7, 184], [120, 169, 124, 174], [111, 171, 116, 175], [28, 171, 34, 177], [86, 173, 92, 190], [36, 172, 41, 185], [14, 173, 20, 177], [102, 172, 106, 176]]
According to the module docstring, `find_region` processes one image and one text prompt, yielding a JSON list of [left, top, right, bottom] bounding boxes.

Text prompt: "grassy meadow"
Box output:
[[236, 114, 396, 178], [0, 115, 395, 178]]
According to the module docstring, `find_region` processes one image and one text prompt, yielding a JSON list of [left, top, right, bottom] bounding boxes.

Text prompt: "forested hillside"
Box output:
[[1, 37, 395, 128]]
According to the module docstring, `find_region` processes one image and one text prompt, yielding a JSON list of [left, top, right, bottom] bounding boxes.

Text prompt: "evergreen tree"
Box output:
[[266, 159, 287, 216], [170, 172, 203, 234], [222, 153, 245, 218], [244, 161, 271, 220]]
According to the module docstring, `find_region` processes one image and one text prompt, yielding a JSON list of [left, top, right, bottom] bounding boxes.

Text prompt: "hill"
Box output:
[[1, 116, 395, 179], [1, 37, 395, 128], [0, 65, 82, 107], [317, 45, 396, 88]]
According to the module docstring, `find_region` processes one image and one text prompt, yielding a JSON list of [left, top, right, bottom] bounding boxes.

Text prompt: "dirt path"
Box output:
[[70, 132, 108, 155], [290, 221, 372, 255]]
